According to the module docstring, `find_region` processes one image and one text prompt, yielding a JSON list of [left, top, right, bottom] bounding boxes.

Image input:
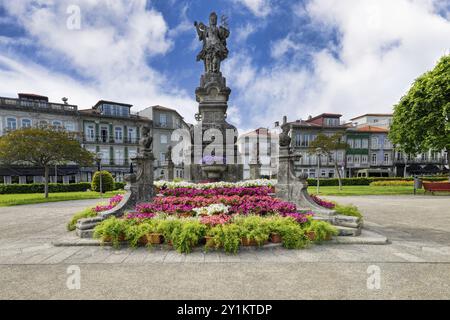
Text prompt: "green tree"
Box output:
[[389, 55, 450, 180], [0, 126, 94, 198], [91, 170, 115, 192], [309, 133, 349, 190]]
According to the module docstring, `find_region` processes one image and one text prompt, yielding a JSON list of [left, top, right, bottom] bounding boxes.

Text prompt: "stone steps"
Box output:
[[313, 214, 362, 237]]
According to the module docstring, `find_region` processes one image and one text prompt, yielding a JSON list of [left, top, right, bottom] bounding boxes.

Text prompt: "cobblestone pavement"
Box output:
[[0, 196, 449, 299]]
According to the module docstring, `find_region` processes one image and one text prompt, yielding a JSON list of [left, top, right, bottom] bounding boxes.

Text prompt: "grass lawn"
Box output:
[[0, 191, 125, 207], [308, 185, 429, 196]]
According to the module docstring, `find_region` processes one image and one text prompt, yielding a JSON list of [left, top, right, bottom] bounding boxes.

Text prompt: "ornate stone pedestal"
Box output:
[[76, 127, 155, 238], [189, 71, 243, 182], [275, 146, 335, 215], [249, 160, 262, 180]]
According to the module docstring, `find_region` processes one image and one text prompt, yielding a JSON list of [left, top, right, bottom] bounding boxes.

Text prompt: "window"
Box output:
[[371, 153, 377, 164], [354, 139, 361, 149], [362, 139, 368, 148], [160, 152, 166, 163], [115, 127, 123, 142], [347, 155, 353, 163], [371, 137, 379, 148], [52, 120, 62, 127], [87, 125, 95, 141], [362, 155, 368, 163], [100, 126, 108, 143], [128, 127, 136, 143], [160, 134, 167, 144], [115, 149, 123, 165], [7, 118, 17, 130], [354, 155, 361, 163], [309, 169, 316, 178], [65, 123, 74, 131], [321, 170, 327, 177], [384, 153, 390, 163], [21, 119, 32, 128], [301, 134, 310, 147], [39, 120, 48, 126], [159, 114, 167, 127], [337, 151, 343, 162], [348, 139, 354, 148], [295, 133, 301, 147]]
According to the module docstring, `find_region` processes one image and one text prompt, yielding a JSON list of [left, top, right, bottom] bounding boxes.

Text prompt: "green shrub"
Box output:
[[125, 221, 156, 248], [171, 220, 206, 253], [334, 204, 363, 218], [156, 219, 183, 244], [93, 217, 129, 248], [207, 224, 242, 254], [91, 170, 115, 192], [67, 207, 97, 231], [114, 182, 125, 190], [0, 182, 92, 194], [267, 216, 309, 249], [305, 220, 338, 243], [233, 215, 270, 245]]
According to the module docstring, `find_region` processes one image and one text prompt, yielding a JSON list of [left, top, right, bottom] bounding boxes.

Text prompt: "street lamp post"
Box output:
[[95, 152, 103, 199]]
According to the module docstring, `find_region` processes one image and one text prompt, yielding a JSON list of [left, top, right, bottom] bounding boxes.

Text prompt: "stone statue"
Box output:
[[166, 145, 173, 163], [140, 126, 152, 151], [279, 124, 291, 147], [194, 12, 230, 73]]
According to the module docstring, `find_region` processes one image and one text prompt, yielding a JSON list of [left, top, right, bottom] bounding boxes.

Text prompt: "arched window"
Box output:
[[52, 120, 62, 127]]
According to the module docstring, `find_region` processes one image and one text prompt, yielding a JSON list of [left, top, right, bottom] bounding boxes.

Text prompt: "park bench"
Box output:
[[422, 182, 450, 195]]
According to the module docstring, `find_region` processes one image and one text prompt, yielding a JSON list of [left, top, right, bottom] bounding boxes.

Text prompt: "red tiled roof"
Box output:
[[356, 125, 389, 133]]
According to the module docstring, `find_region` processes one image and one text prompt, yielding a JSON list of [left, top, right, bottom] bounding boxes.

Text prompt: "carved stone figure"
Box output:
[[194, 12, 230, 74], [140, 126, 152, 151], [279, 124, 291, 147]]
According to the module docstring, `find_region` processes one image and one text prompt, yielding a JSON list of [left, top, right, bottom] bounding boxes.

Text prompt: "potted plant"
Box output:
[[93, 217, 128, 248], [304, 220, 338, 243], [207, 224, 241, 254], [170, 220, 206, 254], [234, 215, 270, 247]]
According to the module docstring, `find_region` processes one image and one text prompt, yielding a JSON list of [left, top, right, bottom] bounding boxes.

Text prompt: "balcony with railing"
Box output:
[[0, 97, 78, 113], [83, 135, 139, 144]]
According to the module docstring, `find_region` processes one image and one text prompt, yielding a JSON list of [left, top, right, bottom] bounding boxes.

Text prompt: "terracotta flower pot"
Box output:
[[179, 213, 193, 218], [204, 236, 216, 248], [270, 233, 282, 243], [306, 231, 316, 241], [241, 237, 258, 246], [146, 233, 164, 244], [138, 236, 148, 246], [103, 233, 126, 243]]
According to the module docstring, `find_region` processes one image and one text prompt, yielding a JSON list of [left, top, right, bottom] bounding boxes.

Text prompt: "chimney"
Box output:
[[274, 121, 279, 127], [283, 116, 287, 125], [308, 115, 312, 120]]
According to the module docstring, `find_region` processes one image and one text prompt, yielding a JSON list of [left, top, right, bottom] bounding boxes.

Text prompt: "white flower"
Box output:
[[193, 203, 229, 216], [155, 179, 277, 190]]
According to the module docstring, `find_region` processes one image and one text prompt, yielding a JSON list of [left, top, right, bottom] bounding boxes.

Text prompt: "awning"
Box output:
[[406, 164, 423, 174], [422, 164, 441, 174]]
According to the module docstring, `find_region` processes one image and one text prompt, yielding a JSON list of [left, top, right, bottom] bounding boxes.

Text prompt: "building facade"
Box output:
[[287, 114, 348, 179], [0, 93, 151, 184], [237, 127, 278, 179], [138, 105, 191, 180]]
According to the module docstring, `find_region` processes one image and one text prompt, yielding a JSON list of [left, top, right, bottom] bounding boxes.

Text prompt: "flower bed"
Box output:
[[311, 194, 335, 209], [136, 195, 297, 216]]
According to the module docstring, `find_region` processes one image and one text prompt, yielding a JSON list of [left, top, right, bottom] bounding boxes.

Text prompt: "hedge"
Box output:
[[306, 176, 448, 186], [0, 182, 125, 194]]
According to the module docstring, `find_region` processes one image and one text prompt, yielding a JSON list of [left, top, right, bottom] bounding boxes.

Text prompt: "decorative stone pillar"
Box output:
[[166, 146, 175, 181], [249, 159, 261, 180], [76, 125, 155, 238], [275, 121, 335, 216]]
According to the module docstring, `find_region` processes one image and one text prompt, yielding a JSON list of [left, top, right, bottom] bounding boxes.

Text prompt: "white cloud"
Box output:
[[270, 34, 303, 59], [233, 0, 272, 17], [226, 0, 450, 128], [0, 0, 197, 122], [235, 23, 257, 43]]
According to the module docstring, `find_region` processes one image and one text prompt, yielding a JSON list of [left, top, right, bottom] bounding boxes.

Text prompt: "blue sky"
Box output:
[[0, 0, 449, 133]]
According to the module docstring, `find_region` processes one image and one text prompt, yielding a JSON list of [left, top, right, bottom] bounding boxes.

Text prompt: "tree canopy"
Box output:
[[389, 55, 450, 158], [0, 126, 94, 197]]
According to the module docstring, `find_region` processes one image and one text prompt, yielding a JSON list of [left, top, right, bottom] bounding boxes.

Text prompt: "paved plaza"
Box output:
[[0, 196, 449, 299]]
